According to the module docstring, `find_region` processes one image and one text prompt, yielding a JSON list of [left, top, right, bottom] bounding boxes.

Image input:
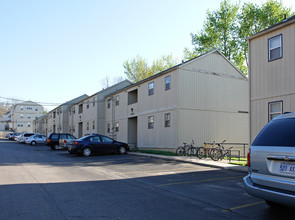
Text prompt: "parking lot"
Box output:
[[0, 138, 294, 219]]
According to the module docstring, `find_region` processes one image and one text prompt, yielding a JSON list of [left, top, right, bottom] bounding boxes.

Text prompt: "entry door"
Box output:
[[78, 122, 83, 138]]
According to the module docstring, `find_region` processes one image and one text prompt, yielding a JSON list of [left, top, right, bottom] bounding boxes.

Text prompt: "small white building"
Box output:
[[105, 50, 249, 151]]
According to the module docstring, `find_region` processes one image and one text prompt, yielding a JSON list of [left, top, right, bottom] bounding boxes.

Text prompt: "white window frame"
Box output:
[[164, 113, 171, 127], [148, 116, 154, 129], [268, 101, 283, 121], [165, 76, 171, 90], [148, 82, 154, 96], [268, 34, 282, 61]]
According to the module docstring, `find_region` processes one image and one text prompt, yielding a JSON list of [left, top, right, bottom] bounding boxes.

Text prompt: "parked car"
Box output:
[[14, 133, 23, 142], [25, 134, 47, 146], [67, 134, 129, 157], [18, 133, 36, 143], [5, 133, 12, 138], [244, 112, 295, 208], [10, 132, 21, 140], [46, 133, 76, 150]]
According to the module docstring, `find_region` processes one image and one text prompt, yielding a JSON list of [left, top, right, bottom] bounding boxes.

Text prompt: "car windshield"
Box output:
[[252, 118, 295, 147]]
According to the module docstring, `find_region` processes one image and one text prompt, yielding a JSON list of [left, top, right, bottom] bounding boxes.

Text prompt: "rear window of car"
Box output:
[[252, 118, 295, 147], [50, 134, 59, 140]]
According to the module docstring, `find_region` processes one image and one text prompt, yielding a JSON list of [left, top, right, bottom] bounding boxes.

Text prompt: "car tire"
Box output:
[[118, 146, 126, 154], [31, 141, 36, 146], [82, 147, 91, 157]]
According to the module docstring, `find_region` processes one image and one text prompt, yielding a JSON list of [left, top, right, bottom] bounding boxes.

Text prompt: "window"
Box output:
[[269, 101, 283, 121], [107, 99, 111, 108], [148, 82, 154, 96], [28, 123, 30, 127], [115, 122, 119, 132], [28, 115, 31, 119], [79, 104, 83, 114], [20, 114, 23, 118], [72, 107, 75, 114], [90, 136, 100, 142], [101, 136, 113, 143], [107, 123, 110, 133], [20, 106, 24, 110], [148, 116, 154, 129], [268, 35, 282, 61], [35, 108, 38, 111], [165, 76, 171, 90], [93, 121, 95, 130], [115, 96, 120, 106], [252, 118, 295, 147], [86, 122, 89, 131], [93, 98, 95, 106], [164, 113, 171, 127], [87, 103, 89, 109]]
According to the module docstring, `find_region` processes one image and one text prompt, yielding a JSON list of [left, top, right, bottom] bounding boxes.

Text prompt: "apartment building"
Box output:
[[68, 80, 131, 138], [44, 94, 89, 135], [10, 101, 44, 133], [105, 50, 249, 150], [248, 15, 295, 143]]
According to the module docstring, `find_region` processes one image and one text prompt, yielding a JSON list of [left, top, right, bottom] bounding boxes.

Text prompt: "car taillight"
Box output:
[[26, 138, 28, 140], [247, 148, 251, 167], [48, 139, 50, 143], [74, 142, 79, 145], [64, 140, 67, 143]]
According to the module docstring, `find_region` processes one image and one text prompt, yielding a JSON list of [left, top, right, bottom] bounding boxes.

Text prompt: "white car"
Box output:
[[18, 133, 35, 143], [25, 134, 46, 146], [244, 112, 295, 207]]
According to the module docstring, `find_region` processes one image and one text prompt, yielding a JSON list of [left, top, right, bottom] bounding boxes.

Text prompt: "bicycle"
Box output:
[[176, 140, 196, 156], [209, 140, 232, 161], [197, 141, 216, 159]]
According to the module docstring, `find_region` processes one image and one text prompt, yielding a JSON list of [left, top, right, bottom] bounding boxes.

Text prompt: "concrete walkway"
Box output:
[[129, 152, 248, 172]]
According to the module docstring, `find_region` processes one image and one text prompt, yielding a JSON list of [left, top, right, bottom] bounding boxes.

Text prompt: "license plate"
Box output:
[[279, 162, 295, 174]]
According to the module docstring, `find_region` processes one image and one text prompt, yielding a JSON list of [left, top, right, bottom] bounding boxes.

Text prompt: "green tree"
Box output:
[[238, 0, 292, 67], [123, 54, 178, 83], [187, 0, 239, 60], [186, 0, 293, 75]]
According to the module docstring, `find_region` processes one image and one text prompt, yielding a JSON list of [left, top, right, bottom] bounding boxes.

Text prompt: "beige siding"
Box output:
[[249, 22, 295, 142], [178, 51, 249, 146], [105, 51, 249, 150]]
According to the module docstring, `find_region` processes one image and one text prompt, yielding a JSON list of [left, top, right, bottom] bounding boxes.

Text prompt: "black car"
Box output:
[[47, 133, 76, 150], [67, 135, 129, 157]]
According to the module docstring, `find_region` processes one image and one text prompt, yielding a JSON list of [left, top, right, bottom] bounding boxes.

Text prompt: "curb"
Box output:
[[129, 152, 248, 172]]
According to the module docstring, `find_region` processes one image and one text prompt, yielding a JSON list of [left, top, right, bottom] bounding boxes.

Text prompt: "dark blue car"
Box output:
[[67, 135, 129, 157]]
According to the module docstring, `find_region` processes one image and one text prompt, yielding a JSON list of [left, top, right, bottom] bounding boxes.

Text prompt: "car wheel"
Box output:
[[82, 147, 91, 157], [118, 146, 126, 154], [31, 141, 36, 146]]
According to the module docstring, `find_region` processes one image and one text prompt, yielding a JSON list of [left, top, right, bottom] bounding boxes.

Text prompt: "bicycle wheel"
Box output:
[[197, 147, 205, 159], [176, 147, 185, 156], [188, 147, 197, 156], [209, 148, 222, 161]]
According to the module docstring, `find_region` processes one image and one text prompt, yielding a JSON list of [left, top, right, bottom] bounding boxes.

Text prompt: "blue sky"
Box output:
[[0, 0, 294, 111]]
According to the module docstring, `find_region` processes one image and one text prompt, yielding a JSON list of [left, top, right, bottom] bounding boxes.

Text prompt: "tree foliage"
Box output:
[[123, 55, 178, 83], [185, 0, 293, 75]]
